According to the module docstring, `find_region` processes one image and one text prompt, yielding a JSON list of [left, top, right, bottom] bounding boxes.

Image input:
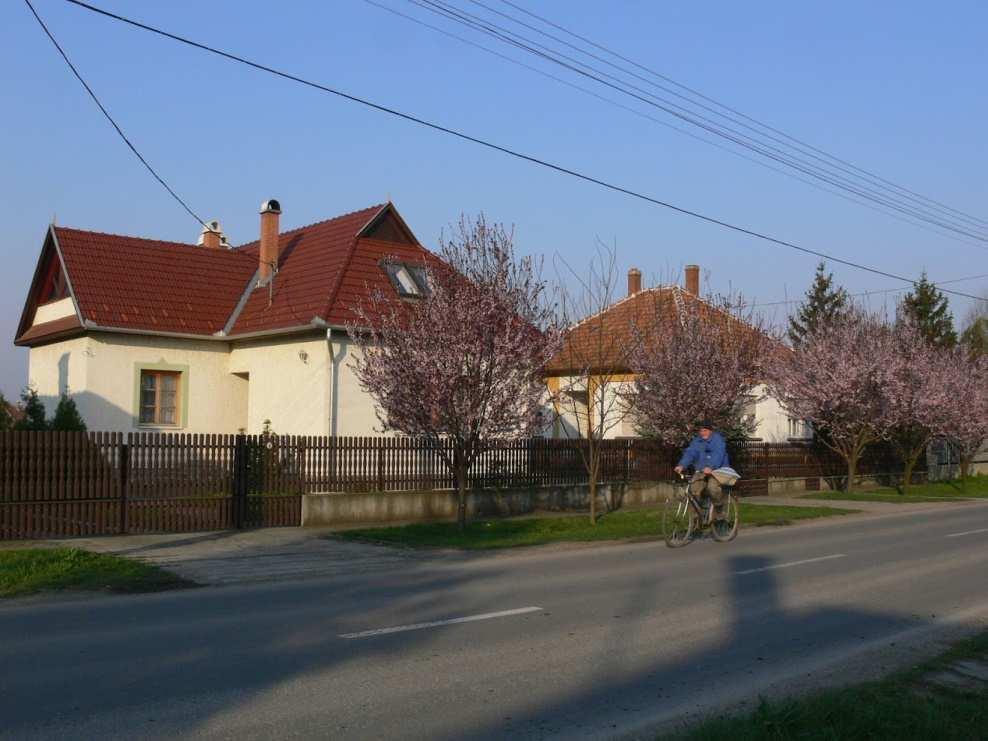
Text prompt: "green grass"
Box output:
[[335, 503, 858, 550], [804, 475, 988, 504], [665, 631, 988, 741], [0, 548, 192, 598]]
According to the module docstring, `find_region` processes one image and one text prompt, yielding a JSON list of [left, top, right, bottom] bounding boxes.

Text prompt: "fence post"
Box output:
[[623, 439, 631, 482], [232, 434, 247, 529], [119, 439, 129, 534], [377, 440, 385, 492]]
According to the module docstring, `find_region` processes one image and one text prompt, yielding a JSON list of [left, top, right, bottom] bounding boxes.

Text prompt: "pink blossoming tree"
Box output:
[[348, 215, 562, 530], [626, 293, 771, 447], [886, 320, 956, 487], [941, 349, 988, 479], [767, 309, 901, 490]]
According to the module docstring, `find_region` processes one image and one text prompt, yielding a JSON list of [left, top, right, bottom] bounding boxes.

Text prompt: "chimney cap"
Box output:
[[628, 267, 641, 275], [260, 199, 282, 215]]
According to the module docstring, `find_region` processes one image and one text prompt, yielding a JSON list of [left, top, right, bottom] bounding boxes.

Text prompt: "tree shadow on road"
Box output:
[[0, 547, 972, 740], [465, 552, 957, 739]]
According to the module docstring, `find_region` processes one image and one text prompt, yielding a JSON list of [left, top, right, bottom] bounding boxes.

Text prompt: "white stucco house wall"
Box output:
[[545, 266, 810, 444], [15, 201, 431, 437]]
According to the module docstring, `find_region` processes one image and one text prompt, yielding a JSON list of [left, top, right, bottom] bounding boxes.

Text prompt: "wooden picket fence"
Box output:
[[0, 431, 918, 539]]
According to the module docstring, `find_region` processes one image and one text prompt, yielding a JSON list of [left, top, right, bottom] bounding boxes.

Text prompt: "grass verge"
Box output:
[[0, 548, 192, 598], [335, 503, 858, 550], [665, 631, 988, 740], [804, 475, 988, 504]]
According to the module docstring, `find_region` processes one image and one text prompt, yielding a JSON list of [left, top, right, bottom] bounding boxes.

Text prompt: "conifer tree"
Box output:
[[0, 392, 13, 431], [15, 387, 48, 431], [960, 296, 988, 356], [961, 316, 988, 356], [51, 392, 86, 431], [787, 262, 849, 346], [899, 272, 957, 348]]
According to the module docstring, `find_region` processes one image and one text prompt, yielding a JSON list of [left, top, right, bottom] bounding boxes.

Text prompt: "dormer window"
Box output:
[[382, 260, 431, 298]]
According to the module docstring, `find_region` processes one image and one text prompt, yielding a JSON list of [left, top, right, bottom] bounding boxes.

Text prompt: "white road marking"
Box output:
[[339, 606, 544, 639], [734, 554, 846, 575], [946, 528, 988, 538]]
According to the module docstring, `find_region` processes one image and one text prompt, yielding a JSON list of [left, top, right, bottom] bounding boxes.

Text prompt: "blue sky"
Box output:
[[2, 0, 986, 400]]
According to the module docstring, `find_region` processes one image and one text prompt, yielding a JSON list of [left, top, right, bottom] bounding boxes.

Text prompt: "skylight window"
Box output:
[[382, 260, 432, 298], [395, 266, 419, 295]]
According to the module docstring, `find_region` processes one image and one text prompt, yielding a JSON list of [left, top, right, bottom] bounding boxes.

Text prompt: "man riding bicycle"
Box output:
[[674, 420, 730, 521]]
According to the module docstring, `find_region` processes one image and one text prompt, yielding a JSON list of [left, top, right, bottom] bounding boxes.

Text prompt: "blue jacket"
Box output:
[[678, 431, 730, 471]]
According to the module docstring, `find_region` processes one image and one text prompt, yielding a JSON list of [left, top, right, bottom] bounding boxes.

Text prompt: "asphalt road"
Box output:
[[2, 503, 988, 740]]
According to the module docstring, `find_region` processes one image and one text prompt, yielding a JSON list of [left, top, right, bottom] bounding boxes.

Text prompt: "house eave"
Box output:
[[79, 318, 329, 343]]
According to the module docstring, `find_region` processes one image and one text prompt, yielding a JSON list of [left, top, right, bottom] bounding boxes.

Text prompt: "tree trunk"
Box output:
[[901, 444, 923, 489], [845, 451, 859, 493], [588, 473, 597, 525], [455, 449, 468, 532], [959, 455, 972, 480]]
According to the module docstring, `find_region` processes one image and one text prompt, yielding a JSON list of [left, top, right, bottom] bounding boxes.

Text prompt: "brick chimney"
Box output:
[[684, 264, 700, 295], [258, 199, 281, 284], [197, 220, 223, 250], [627, 267, 642, 296]]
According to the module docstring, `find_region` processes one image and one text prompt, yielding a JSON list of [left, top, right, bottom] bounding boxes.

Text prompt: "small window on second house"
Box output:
[[139, 370, 181, 425]]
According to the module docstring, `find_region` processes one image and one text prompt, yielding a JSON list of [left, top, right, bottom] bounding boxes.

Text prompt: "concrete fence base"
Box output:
[[302, 480, 680, 528], [300, 473, 912, 528]]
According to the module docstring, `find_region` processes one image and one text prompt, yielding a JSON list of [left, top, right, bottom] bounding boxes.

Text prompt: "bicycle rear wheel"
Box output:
[[663, 491, 695, 548], [711, 493, 740, 542]]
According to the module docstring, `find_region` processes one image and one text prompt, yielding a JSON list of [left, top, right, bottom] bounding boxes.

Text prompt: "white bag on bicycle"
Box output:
[[711, 466, 740, 487]]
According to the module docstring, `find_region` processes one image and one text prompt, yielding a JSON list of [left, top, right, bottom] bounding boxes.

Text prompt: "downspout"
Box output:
[[327, 329, 347, 437]]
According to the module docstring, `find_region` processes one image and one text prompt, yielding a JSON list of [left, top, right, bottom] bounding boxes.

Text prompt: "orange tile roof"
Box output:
[[547, 287, 772, 374]]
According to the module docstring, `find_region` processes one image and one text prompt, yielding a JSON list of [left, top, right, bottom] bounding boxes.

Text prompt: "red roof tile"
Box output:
[[228, 204, 386, 335], [53, 227, 256, 335], [16, 203, 438, 345]]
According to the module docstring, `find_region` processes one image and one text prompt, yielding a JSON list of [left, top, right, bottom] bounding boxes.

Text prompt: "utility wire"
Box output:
[[25, 0, 207, 228], [751, 273, 988, 308], [413, 0, 988, 243], [411, 0, 988, 243], [497, 0, 988, 231], [60, 0, 986, 303], [365, 0, 983, 249]]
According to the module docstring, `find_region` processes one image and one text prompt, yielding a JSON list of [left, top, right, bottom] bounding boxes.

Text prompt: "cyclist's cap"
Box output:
[[696, 420, 714, 430]]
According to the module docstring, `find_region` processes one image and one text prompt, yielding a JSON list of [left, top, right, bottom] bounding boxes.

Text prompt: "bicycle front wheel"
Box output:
[[663, 492, 695, 548], [711, 493, 740, 542]]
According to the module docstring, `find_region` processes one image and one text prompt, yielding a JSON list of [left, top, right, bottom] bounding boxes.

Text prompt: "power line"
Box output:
[[496, 0, 988, 231], [365, 0, 984, 249], [751, 273, 988, 308], [60, 0, 987, 303], [410, 0, 988, 243], [24, 0, 206, 227]]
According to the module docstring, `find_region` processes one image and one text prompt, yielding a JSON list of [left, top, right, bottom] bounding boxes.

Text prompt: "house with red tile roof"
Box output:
[[546, 266, 807, 443], [15, 201, 434, 435]]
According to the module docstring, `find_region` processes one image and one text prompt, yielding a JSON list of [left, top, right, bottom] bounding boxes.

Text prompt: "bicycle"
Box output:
[[663, 471, 740, 547]]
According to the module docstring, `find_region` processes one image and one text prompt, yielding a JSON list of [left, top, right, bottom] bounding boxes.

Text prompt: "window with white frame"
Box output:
[[787, 416, 810, 439]]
